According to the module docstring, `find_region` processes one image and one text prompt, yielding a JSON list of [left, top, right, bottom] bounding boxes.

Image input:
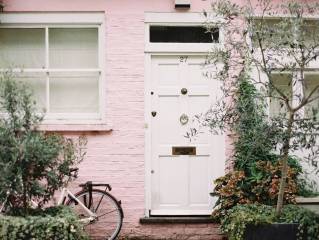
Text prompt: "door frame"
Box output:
[[144, 12, 224, 217]]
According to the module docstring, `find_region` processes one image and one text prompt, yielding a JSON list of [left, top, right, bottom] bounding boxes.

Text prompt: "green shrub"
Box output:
[[0, 206, 88, 240], [211, 77, 304, 221], [0, 74, 86, 215], [211, 160, 299, 221], [221, 204, 319, 240]]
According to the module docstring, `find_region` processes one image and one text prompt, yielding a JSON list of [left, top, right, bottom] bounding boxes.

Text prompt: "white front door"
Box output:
[[150, 55, 225, 215]]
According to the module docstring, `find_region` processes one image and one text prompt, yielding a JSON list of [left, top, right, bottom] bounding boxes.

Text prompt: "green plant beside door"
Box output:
[[191, 0, 319, 239]]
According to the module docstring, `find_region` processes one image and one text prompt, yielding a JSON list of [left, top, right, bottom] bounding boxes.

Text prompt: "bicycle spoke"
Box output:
[[95, 193, 105, 212], [66, 189, 123, 240], [97, 209, 119, 218]]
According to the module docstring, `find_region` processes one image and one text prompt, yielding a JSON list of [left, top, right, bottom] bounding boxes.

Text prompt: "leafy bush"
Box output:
[[212, 159, 299, 221], [0, 206, 88, 240], [0, 74, 86, 215], [211, 77, 304, 220], [231, 78, 279, 173], [221, 204, 319, 240], [205, 0, 319, 215]]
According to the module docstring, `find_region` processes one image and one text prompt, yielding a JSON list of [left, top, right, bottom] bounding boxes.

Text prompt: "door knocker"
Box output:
[[180, 114, 189, 125]]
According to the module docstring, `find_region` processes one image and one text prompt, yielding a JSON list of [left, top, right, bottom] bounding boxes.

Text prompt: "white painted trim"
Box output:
[[145, 12, 224, 54], [45, 113, 101, 120], [0, 25, 100, 28], [38, 123, 112, 132], [145, 43, 221, 53], [296, 197, 319, 204], [250, 67, 319, 118], [0, 12, 105, 24], [0, 13, 107, 124], [0, 69, 102, 73], [98, 20, 107, 123], [144, 53, 212, 216], [144, 53, 152, 217], [45, 27, 50, 113], [144, 12, 224, 216], [46, 73, 50, 114], [253, 14, 319, 20], [150, 209, 211, 216]]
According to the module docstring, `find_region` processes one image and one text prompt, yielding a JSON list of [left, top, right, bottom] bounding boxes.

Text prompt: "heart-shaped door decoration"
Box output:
[[180, 114, 189, 125]]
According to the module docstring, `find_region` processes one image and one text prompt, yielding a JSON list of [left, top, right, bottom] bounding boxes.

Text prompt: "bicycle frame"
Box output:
[[58, 187, 97, 224]]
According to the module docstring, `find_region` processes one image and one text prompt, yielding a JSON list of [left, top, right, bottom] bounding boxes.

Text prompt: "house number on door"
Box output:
[[179, 56, 188, 62]]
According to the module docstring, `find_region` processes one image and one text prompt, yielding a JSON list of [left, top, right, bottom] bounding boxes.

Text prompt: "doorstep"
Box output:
[[139, 216, 215, 224]]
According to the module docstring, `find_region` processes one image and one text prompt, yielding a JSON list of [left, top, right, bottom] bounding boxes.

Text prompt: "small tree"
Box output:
[[0, 73, 86, 215], [200, 0, 319, 215]]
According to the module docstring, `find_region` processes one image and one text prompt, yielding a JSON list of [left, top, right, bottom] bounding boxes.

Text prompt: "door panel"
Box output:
[[150, 55, 225, 215], [189, 156, 210, 206]]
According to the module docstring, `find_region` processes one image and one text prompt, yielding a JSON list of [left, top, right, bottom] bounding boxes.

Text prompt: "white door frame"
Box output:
[[144, 12, 224, 217]]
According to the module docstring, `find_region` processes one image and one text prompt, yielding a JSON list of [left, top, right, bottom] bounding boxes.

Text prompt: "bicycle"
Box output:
[[0, 168, 124, 240]]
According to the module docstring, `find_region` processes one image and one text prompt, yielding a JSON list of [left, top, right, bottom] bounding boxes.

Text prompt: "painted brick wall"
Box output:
[[2, 0, 228, 239]]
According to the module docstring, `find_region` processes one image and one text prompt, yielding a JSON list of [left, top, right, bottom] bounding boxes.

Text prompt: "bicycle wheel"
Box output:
[[66, 189, 123, 240]]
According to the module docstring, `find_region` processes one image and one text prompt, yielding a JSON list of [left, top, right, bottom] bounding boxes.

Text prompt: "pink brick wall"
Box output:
[[2, 0, 228, 239]]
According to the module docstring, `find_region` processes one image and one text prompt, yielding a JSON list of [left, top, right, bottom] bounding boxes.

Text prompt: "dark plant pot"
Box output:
[[244, 223, 304, 240]]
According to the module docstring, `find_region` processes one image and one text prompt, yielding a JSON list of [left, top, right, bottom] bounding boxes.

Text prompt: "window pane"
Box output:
[[49, 72, 99, 113], [150, 26, 219, 43], [303, 20, 319, 46], [252, 19, 319, 48], [5, 73, 47, 112], [304, 74, 319, 119], [269, 74, 292, 117], [49, 28, 98, 68], [0, 28, 45, 68]]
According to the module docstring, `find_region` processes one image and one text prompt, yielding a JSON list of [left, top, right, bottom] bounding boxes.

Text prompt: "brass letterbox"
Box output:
[[172, 146, 196, 155]]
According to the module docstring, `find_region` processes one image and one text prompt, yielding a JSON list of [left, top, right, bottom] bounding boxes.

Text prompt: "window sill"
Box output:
[[139, 216, 215, 224], [37, 123, 113, 132], [296, 196, 319, 204]]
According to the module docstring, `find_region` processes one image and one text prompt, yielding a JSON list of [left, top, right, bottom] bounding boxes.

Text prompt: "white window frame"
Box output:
[[253, 68, 319, 118], [145, 12, 225, 53], [250, 17, 319, 118], [0, 12, 106, 125]]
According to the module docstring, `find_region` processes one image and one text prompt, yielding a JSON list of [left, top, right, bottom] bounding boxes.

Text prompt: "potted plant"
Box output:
[[191, 0, 319, 239]]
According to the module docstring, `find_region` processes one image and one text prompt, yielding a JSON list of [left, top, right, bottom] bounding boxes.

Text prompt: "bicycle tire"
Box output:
[[66, 189, 123, 240]]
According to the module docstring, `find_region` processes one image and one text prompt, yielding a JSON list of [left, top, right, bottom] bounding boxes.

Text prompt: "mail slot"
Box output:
[[172, 146, 196, 155]]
